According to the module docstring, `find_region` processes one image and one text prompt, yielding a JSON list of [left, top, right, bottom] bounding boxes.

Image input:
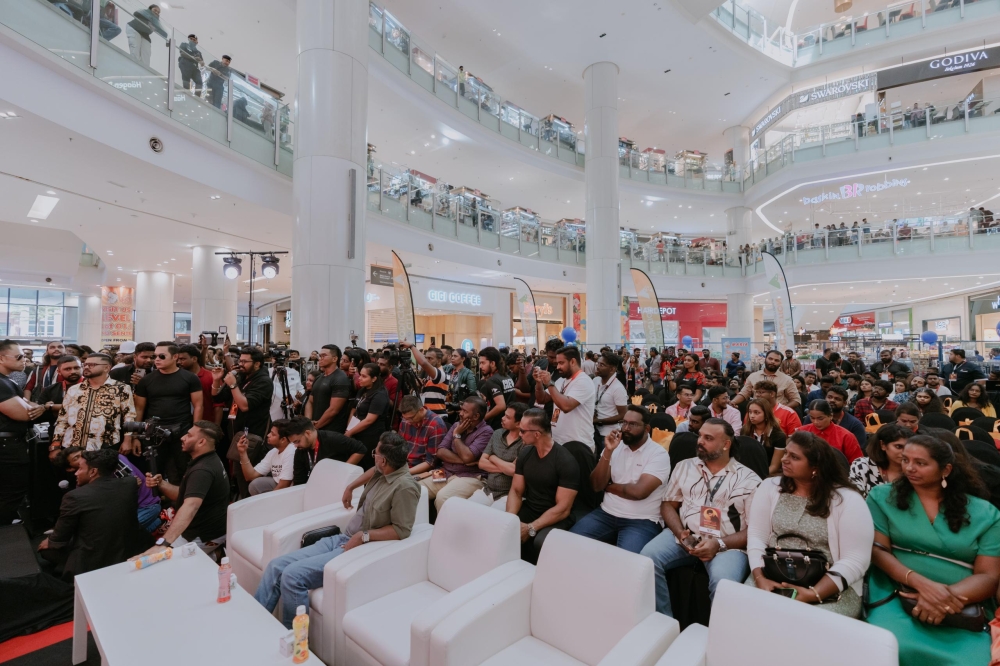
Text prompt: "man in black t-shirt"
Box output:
[[311, 344, 353, 433], [0, 339, 44, 524], [137, 421, 229, 556], [281, 416, 367, 485], [109, 342, 155, 388], [504, 408, 579, 564], [478, 347, 515, 430], [134, 343, 204, 482]]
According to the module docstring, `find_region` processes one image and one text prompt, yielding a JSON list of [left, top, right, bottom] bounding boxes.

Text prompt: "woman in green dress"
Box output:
[[866, 434, 1000, 666]]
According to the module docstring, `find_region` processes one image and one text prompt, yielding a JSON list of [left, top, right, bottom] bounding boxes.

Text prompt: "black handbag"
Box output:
[[300, 525, 341, 549], [762, 533, 830, 587]]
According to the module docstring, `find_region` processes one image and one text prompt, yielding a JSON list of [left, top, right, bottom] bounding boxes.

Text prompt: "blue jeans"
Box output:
[[254, 533, 350, 628], [569, 507, 662, 553], [137, 503, 162, 532], [639, 530, 749, 617]]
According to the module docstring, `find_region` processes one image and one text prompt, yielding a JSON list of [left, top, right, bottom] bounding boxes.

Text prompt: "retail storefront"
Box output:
[[970, 291, 1000, 344], [364, 275, 511, 351], [512, 292, 567, 350], [624, 299, 727, 348]]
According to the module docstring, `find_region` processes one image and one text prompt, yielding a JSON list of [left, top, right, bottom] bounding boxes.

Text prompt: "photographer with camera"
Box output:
[[269, 349, 303, 422], [310, 344, 352, 433], [138, 421, 229, 556], [53, 353, 137, 453], [134, 343, 204, 482], [399, 341, 449, 418]]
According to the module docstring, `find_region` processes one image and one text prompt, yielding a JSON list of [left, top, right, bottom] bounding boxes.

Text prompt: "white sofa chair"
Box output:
[[226, 459, 362, 595], [334, 498, 530, 666], [655, 580, 898, 666], [228, 459, 430, 596], [427, 529, 679, 666]]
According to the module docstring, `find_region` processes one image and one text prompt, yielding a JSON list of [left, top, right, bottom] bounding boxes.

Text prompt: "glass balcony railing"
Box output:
[[618, 147, 742, 192], [0, 0, 293, 175], [713, 0, 1000, 66], [743, 95, 1000, 188]]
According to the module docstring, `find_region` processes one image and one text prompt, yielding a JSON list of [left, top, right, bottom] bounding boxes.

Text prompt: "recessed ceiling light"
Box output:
[[27, 195, 59, 219], [46, 190, 56, 195], [210, 194, 221, 200]]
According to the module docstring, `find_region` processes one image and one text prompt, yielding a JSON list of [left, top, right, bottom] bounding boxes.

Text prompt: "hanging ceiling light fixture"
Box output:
[[222, 255, 242, 279], [834, 0, 852, 12], [261, 254, 280, 279]]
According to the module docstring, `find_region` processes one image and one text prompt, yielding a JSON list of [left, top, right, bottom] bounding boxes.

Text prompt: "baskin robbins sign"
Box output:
[[800, 177, 910, 205]]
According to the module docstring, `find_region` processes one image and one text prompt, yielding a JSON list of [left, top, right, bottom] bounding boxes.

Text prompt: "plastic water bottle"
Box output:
[[134, 547, 172, 570], [292, 605, 309, 663], [217, 557, 232, 603]]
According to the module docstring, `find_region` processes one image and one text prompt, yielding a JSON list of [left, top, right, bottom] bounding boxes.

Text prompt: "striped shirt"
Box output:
[[420, 367, 449, 416], [665, 457, 761, 539]]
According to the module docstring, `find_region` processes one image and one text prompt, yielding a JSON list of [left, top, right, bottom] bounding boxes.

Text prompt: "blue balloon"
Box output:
[[561, 327, 577, 343], [681, 335, 694, 348], [921, 330, 938, 345]]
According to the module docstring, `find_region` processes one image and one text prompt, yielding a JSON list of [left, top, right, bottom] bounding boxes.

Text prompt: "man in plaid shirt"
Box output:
[[397, 394, 448, 474], [852, 379, 897, 422]]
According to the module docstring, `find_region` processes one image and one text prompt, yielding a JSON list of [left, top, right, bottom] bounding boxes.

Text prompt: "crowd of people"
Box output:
[[4, 335, 1000, 663]]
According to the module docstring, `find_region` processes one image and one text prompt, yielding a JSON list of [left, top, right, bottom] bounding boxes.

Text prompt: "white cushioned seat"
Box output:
[[335, 499, 528, 666], [655, 580, 898, 666], [428, 530, 680, 666]]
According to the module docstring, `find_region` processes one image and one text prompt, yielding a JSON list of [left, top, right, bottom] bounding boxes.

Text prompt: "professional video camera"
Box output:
[[267, 344, 296, 419], [122, 417, 172, 474]]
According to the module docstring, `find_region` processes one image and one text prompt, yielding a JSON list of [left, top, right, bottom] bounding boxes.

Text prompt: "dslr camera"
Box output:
[[122, 416, 173, 441]]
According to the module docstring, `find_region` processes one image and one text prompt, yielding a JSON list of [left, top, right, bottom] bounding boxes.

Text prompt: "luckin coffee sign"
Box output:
[[800, 178, 910, 205]]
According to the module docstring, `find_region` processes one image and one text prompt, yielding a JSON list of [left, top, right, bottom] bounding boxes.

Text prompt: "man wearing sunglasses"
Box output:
[[53, 354, 137, 453], [134, 343, 204, 482], [0, 339, 46, 524]]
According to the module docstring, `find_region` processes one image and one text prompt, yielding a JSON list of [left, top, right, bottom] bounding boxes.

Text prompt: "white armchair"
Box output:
[[335, 498, 529, 666], [428, 529, 679, 666], [227, 459, 363, 595], [655, 580, 898, 666]]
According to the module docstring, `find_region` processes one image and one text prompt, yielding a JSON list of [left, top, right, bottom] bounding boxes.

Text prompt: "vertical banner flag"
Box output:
[[391, 251, 416, 345], [101, 286, 134, 347], [761, 251, 795, 351], [514, 278, 539, 351], [630, 268, 665, 350]]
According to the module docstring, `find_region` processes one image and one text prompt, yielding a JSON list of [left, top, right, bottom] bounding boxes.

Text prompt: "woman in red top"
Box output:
[[797, 399, 863, 463], [671, 353, 706, 402]]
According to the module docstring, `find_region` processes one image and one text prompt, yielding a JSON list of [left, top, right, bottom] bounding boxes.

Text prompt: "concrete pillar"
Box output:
[[727, 292, 755, 341], [583, 61, 621, 348], [724, 125, 750, 181], [134, 271, 175, 343], [291, 0, 369, 353], [77, 294, 102, 349], [191, 246, 238, 340], [726, 206, 753, 248]]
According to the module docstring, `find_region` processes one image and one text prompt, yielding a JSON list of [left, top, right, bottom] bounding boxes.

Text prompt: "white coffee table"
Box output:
[[73, 548, 317, 665]]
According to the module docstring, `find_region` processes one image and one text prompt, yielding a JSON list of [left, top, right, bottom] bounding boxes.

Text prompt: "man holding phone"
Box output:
[[639, 419, 761, 617], [110, 342, 155, 387]]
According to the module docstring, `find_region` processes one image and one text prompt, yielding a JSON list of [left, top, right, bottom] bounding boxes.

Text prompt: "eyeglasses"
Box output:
[[520, 428, 543, 434], [0, 354, 24, 361], [621, 421, 645, 430]]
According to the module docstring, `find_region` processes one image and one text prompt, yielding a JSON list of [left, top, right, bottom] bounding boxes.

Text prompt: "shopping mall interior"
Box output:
[[3, 0, 1000, 664]]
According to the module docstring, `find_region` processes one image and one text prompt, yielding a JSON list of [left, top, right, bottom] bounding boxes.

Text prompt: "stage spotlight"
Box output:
[[223, 255, 242, 279], [261, 254, 280, 279]]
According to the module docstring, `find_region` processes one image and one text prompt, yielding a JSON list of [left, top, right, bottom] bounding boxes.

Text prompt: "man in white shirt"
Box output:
[[582, 351, 597, 378], [570, 405, 670, 553], [706, 385, 741, 431], [533, 345, 596, 451], [592, 350, 628, 454], [666, 386, 695, 423], [640, 419, 761, 617], [269, 365, 303, 422], [237, 419, 295, 495]]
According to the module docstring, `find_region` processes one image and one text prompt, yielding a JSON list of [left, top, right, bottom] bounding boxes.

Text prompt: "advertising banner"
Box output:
[[514, 278, 539, 350], [101, 286, 134, 347], [751, 73, 878, 139], [630, 268, 665, 350], [761, 252, 795, 351], [391, 251, 416, 345], [572, 292, 586, 344], [831, 312, 876, 331], [877, 46, 1000, 90], [722, 337, 751, 359]]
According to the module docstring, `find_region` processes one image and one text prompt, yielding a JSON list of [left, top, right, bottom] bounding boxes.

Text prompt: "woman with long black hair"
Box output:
[[344, 363, 388, 469]]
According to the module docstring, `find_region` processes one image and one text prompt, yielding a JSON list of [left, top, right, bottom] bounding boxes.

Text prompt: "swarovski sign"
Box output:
[[750, 73, 878, 139]]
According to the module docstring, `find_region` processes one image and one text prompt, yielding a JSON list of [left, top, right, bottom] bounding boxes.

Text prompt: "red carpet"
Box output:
[[0, 623, 101, 665]]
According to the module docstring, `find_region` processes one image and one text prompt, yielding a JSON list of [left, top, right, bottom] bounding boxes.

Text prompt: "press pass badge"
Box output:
[[699, 506, 722, 538], [228, 403, 238, 420]]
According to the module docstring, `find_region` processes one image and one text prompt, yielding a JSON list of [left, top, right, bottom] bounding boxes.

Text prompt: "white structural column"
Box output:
[[134, 271, 175, 343], [191, 246, 237, 339], [77, 295, 102, 348], [291, 0, 368, 352], [724, 124, 750, 182], [726, 206, 753, 249], [727, 292, 755, 341], [583, 62, 621, 347]]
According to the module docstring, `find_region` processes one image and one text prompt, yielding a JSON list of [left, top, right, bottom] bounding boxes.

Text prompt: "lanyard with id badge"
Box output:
[[699, 471, 728, 539], [551, 372, 581, 425]]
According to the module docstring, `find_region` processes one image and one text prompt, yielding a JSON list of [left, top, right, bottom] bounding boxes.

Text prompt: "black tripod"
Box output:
[[272, 363, 295, 419]]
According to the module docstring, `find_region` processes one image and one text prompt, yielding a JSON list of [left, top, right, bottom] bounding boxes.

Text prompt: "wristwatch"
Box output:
[[527, 524, 537, 538], [155, 537, 172, 548], [716, 538, 727, 552], [362, 531, 370, 544]]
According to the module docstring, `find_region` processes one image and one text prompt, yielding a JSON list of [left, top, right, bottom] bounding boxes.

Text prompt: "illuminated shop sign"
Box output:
[[800, 178, 909, 205], [751, 106, 782, 138], [751, 73, 878, 138], [428, 290, 482, 307], [877, 46, 1000, 89]]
